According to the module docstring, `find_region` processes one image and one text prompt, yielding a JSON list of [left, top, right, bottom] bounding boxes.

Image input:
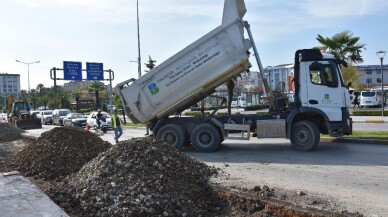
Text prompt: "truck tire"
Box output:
[[290, 120, 320, 151], [191, 123, 221, 153], [157, 124, 187, 149]]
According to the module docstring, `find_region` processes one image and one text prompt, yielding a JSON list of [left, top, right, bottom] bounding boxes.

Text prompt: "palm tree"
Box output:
[[72, 92, 82, 112], [36, 83, 45, 96], [89, 82, 105, 110], [316, 30, 366, 65], [19, 90, 28, 101]]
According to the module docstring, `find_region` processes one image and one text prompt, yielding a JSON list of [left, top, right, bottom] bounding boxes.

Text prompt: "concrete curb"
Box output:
[[321, 137, 388, 145], [352, 120, 387, 123]]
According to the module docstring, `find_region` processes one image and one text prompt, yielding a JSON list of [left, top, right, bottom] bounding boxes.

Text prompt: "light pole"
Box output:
[[129, 0, 142, 79], [377, 50, 386, 117], [15, 60, 40, 92]]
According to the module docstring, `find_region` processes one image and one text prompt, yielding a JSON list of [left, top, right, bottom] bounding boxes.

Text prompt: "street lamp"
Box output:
[[376, 50, 386, 117], [128, 0, 142, 79], [15, 60, 40, 92]]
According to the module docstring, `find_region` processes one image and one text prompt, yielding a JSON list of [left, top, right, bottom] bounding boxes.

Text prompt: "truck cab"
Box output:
[[289, 50, 350, 144]]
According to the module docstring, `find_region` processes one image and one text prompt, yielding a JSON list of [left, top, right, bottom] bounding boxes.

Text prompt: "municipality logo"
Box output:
[[148, 83, 159, 95], [324, 94, 329, 99]]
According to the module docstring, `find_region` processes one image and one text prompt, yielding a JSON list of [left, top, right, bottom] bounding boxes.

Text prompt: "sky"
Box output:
[[1, 0, 388, 91]]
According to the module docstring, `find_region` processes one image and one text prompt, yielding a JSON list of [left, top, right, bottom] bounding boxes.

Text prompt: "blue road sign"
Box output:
[[86, 62, 104, 80], [64, 61, 82, 80]]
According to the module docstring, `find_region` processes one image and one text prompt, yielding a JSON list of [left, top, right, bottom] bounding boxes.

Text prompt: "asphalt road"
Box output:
[[24, 125, 388, 216], [187, 139, 388, 217], [95, 127, 388, 216]]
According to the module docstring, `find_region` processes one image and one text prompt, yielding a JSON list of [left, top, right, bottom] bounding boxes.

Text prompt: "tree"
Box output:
[[113, 93, 123, 109], [342, 66, 363, 90], [316, 30, 366, 65], [36, 83, 45, 96], [72, 92, 82, 112], [89, 82, 105, 110], [19, 90, 29, 101], [144, 55, 157, 73]]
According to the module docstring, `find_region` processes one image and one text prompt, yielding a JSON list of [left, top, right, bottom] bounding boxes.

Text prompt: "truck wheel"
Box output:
[[191, 123, 221, 153], [290, 120, 320, 151], [157, 124, 187, 149]]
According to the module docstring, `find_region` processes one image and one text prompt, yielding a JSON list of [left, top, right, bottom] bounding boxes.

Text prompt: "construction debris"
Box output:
[[6, 126, 111, 180], [0, 122, 24, 143], [49, 137, 222, 217]]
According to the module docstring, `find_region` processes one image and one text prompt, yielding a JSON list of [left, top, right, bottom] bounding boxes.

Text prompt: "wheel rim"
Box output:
[[198, 132, 212, 146], [295, 127, 309, 145], [164, 132, 176, 144]]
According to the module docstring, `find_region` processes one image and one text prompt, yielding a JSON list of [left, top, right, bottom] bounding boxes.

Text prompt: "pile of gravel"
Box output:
[[7, 126, 111, 180], [50, 137, 222, 217], [0, 122, 24, 142]]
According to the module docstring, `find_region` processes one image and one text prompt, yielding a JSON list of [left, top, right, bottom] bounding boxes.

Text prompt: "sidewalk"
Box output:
[[0, 171, 68, 217]]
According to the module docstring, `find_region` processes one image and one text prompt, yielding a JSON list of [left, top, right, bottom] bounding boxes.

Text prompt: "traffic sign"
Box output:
[[86, 62, 104, 80], [63, 61, 82, 80]]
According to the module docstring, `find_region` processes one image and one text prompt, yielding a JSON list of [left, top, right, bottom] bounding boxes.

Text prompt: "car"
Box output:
[[359, 91, 383, 108], [40, 110, 53, 125], [38, 106, 50, 111], [52, 109, 72, 126], [86, 111, 112, 130], [63, 113, 87, 127], [0, 113, 7, 122], [30, 110, 41, 119]]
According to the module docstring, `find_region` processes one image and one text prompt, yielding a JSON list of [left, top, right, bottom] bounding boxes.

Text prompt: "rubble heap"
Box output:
[[7, 126, 111, 180], [50, 137, 222, 217], [0, 122, 24, 143]]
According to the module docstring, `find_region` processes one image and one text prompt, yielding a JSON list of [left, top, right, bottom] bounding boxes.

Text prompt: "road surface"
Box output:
[[24, 125, 388, 216]]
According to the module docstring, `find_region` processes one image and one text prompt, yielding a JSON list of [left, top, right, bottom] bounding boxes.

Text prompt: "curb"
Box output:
[[352, 120, 386, 123], [321, 137, 388, 145]]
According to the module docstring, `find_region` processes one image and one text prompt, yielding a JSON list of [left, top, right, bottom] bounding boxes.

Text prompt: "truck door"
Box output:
[[299, 61, 346, 122]]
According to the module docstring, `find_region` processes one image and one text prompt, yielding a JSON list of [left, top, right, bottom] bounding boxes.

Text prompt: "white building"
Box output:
[[355, 65, 388, 89], [263, 64, 294, 91]]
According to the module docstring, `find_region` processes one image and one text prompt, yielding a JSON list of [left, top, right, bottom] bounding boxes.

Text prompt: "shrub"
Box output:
[[352, 110, 388, 116], [244, 104, 270, 111], [183, 111, 210, 117]]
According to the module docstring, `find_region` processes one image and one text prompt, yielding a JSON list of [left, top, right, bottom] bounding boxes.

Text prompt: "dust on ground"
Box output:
[[0, 123, 363, 217]]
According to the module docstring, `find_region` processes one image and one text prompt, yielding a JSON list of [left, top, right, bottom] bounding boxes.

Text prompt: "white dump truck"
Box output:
[[115, 0, 351, 152]]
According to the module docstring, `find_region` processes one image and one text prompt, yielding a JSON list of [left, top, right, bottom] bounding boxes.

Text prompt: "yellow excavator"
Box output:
[[7, 95, 42, 130]]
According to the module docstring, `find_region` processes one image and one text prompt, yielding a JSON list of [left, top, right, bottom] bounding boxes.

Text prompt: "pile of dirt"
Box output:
[[6, 126, 111, 180], [49, 137, 222, 217], [0, 122, 24, 142]]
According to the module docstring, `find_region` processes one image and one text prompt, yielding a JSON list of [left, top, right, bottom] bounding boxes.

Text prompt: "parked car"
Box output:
[[63, 113, 87, 127], [30, 110, 41, 119], [86, 111, 112, 130], [38, 106, 50, 111], [40, 110, 53, 125], [52, 109, 71, 126], [0, 113, 7, 122]]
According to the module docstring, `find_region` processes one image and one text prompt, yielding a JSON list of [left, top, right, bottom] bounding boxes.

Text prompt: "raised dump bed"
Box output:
[[116, 0, 252, 124]]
